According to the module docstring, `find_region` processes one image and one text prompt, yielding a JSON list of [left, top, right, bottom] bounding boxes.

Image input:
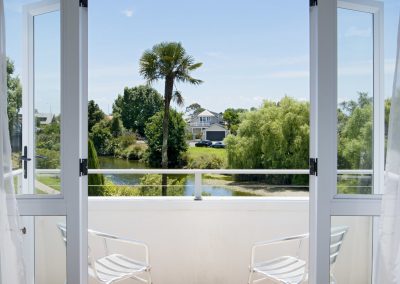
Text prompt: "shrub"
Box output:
[[88, 139, 105, 196], [185, 132, 193, 140], [104, 179, 140, 196], [126, 144, 146, 160], [139, 174, 185, 196], [36, 148, 60, 169], [186, 153, 225, 169], [118, 132, 137, 149]]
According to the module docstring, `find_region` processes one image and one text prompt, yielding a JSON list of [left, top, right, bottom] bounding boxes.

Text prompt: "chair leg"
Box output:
[[330, 273, 336, 284], [147, 270, 152, 284], [248, 270, 254, 284]]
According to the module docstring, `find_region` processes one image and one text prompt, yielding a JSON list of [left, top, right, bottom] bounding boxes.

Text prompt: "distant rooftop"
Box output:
[[197, 110, 215, 117]]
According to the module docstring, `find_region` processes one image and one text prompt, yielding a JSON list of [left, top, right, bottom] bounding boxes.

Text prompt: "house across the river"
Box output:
[[187, 110, 229, 141]]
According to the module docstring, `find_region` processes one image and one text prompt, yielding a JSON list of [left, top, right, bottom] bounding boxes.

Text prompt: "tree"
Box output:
[[88, 100, 105, 132], [185, 103, 204, 116], [338, 92, 373, 170], [223, 108, 247, 135], [112, 94, 123, 115], [115, 86, 163, 137], [88, 139, 105, 196], [144, 110, 188, 168], [90, 120, 113, 155], [7, 58, 22, 136], [225, 97, 309, 185], [139, 42, 202, 195], [110, 115, 123, 138], [36, 118, 61, 169]]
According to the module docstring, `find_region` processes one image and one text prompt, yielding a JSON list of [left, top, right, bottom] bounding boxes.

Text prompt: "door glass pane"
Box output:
[[337, 8, 374, 194], [4, 0, 29, 193], [34, 10, 61, 194], [21, 216, 67, 284], [5, 0, 61, 195], [380, 0, 400, 169], [331, 216, 374, 284]]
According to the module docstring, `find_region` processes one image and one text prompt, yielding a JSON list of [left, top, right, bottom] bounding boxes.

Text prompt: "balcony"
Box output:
[[189, 122, 212, 128], [17, 169, 374, 284]]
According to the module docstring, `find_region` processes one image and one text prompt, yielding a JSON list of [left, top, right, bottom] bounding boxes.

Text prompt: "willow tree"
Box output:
[[139, 42, 203, 195]]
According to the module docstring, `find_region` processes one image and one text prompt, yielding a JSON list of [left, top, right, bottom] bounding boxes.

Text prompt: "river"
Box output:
[[98, 157, 254, 196]]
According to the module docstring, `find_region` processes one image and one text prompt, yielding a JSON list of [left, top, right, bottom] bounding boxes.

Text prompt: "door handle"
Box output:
[[20, 146, 32, 179], [35, 155, 47, 159]]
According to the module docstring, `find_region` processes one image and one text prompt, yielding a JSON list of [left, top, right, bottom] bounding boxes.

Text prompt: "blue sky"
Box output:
[[5, 0, 400, 114]]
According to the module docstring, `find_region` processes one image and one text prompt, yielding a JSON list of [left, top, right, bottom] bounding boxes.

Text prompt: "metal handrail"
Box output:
[[13, 168, 373, 175], [11, 168, 374, 200]]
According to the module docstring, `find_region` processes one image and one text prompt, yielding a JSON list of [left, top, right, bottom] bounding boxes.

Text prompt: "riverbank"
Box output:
[[202, 175, 308, 197]]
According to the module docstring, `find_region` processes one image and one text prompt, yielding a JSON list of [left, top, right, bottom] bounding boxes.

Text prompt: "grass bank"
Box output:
[[186, 147, 227, 169]]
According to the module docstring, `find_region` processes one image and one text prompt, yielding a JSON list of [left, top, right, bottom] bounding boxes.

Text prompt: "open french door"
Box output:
[[310, 0, 383, 282], [16, 0, 88, 283]]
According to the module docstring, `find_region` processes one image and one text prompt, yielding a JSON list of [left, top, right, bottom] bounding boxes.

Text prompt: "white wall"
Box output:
[[34, 197, 372, 284]]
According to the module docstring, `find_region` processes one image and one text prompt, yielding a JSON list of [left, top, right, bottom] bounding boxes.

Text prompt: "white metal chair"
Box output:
[[248, 226, 349, 284], [57, 224, 152, 284]]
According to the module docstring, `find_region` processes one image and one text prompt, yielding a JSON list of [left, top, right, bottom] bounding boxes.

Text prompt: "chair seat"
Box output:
[[90, 254, 150, 283], [253, 256, 306, 284]]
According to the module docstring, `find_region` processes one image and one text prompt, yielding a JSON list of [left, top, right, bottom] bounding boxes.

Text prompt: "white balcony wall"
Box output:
[[34, 198, 372, 284]]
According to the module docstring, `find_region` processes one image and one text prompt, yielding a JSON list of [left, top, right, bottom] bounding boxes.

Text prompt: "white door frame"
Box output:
[[22, 0, 60, 196], [309, 1, 338, 282], [310, 0, 384, 283], [17, 0, 88, 283]]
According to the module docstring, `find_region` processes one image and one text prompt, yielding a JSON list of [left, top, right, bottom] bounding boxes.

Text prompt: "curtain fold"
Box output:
[[0, 0, 26, 283], [376, 14, 400, 284]]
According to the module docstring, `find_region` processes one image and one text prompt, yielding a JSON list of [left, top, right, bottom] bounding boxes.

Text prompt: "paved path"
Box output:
[[35, 180, 59, 194]]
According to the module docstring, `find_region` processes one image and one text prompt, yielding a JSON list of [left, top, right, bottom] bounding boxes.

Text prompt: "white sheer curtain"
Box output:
[[0, 0, 26, 283], [376, 15, 400, 284]]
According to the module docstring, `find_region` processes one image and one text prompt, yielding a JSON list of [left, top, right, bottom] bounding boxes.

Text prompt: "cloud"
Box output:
[[345, 26, 372, 38], [121, 9, 134, 17]]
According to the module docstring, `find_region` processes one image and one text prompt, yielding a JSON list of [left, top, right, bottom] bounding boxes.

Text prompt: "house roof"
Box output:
[[205, 123, 228, 132], [197, 110, 215, 117]]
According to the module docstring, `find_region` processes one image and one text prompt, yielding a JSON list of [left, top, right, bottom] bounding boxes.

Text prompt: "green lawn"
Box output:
[[186, 147, 227, 169], [187, 147, 227, 160], [36, 175, 61, 191]]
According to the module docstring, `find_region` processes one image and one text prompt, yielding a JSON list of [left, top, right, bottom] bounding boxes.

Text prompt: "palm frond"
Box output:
[[139, 50, 162, 84], [175, 74, 203, 85], [188, 62, 203, 71], [173, 90, 184, 106]]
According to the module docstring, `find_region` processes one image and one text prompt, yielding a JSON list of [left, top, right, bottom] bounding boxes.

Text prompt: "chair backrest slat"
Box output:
[[330, 226, 349, 266]]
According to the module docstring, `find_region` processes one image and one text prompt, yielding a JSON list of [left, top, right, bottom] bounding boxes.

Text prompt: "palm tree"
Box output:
[[139, 42, 203, 195]]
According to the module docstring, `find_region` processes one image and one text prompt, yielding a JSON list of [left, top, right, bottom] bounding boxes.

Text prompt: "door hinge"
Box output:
[[79, 0, 88, 8], [309, 158, 318, 176], [79, 159, 88, 176], [310, 0, 318, 7]]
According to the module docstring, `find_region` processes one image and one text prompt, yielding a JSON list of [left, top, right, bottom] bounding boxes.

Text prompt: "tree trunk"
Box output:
[[161, 77, 174, 196]]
